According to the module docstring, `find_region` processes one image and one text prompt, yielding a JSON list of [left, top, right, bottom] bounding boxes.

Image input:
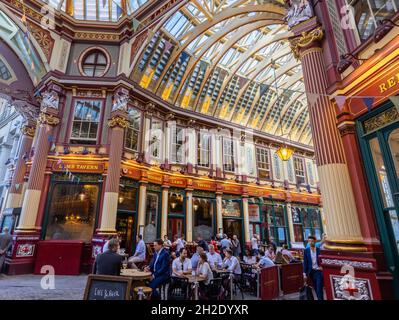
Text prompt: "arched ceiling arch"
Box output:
[[0, 6, 48, 87]]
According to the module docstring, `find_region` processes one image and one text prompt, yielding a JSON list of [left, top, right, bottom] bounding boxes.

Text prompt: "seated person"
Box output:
[[243, 249, 257, 265], [206, 244, 222, 270], [196, 235, 209, 252], [256, 249, 275, 268], [223, 249, 242, 276], [265, 245, 276, 261], [172, 248, 192, 277], [144, 239, 170, 300], [191, 246, 204, 270], [197, 252, 214, 293], [128, 235, 146, 269], [281, 244, 296, 263], [93, 238, 123, 276]]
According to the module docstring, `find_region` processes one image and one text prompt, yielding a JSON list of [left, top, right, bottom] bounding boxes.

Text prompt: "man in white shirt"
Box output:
[[172, 248, 192, 277], [128, 235, 146, 269], [257, 249, 275, 268], [173, 235, 184, 256], [223, 249, 241, 275], [251, 234, 259, 255], [206, 244, 222, 270]]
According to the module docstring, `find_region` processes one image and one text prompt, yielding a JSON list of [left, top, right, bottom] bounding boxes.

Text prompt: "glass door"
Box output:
[[360, 116, 399, 298]]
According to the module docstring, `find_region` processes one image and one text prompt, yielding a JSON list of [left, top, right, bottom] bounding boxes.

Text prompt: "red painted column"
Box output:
[[97, 92, 129, 235], [7, 88, 61, 275], [5, 120, 35, 209], [16, 97, 60, 232], [289, 20, 384, 299], [290, 26, 364, 248]]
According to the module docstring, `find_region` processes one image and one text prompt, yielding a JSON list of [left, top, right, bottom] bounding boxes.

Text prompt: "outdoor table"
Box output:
[[184, 275, 205, 300], [120, 269, 152, 290]]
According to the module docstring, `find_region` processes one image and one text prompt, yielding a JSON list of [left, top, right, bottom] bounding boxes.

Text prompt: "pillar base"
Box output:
[[5, 232, 40, 275], [320, 249, 393, 300]]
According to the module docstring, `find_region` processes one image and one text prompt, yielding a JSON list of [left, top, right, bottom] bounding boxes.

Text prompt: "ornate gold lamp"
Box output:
[[271, 59, 295, 162]]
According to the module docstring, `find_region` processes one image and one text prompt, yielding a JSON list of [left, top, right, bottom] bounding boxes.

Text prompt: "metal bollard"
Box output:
[[229, 271, 234, 300], [137, 287, 144, 300]]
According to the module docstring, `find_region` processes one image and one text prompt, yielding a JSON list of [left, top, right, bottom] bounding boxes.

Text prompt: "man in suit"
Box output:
[[0, 227, 13, 274], [145, 239, 170, 300], [303, 235, 324, 300], [93, 238, 123, 276]]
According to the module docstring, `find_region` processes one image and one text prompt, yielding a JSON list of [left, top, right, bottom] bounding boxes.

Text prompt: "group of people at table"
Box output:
[[93, 233, 326, 300]]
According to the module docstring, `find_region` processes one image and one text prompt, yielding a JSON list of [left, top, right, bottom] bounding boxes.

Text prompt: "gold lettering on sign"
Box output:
[[379, 73, 399, 93]]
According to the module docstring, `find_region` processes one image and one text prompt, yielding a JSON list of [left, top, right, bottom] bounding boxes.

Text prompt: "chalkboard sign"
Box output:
[[84, 275, 132, 300]]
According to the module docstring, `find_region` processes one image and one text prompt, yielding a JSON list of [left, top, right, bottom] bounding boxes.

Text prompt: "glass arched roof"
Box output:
[[44, 0, 312, 146], [132, 0, 312, 146], [45, 0, 150, 21]]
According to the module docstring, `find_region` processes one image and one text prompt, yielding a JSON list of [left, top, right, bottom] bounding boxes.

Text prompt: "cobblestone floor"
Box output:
[[0, 274, 299, 300]]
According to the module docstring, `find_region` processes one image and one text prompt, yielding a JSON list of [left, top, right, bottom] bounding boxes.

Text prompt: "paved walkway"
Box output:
[[0, 274, 299, 300]]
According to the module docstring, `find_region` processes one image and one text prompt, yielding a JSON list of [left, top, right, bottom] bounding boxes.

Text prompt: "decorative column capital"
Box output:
[[289, 27, 324, 59], [21, 125, 36, 137], [108, 115, 129, 128], [337, 121, 356, 137], [38, 112, 60, 126]]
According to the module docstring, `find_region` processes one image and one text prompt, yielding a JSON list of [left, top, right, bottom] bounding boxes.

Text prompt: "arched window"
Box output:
[[81, 49, 108, 77]]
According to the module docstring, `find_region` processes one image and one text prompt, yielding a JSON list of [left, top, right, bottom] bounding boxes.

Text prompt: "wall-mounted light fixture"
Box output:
[[374, 19, 399, 43], [337, 53, 368, 74]]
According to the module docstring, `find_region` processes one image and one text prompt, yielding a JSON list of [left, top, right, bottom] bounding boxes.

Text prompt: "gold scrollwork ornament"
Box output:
[[290, 27, 324, 59], [21, 126, 36, 137], [108, 116, 129, 128], [38, 113, 60, 126]]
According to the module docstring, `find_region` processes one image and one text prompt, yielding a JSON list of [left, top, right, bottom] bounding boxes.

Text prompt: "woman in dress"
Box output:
[[196, 252, 214, 298]]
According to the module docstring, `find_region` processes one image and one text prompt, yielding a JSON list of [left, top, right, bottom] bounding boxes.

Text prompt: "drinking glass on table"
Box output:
[[122, 257, 128, 270]]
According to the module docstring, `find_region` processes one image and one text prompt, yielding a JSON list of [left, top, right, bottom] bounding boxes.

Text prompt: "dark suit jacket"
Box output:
[[93, 250, 123, 276], [149, 248, 170, 279], [303, 246, 321, 276]]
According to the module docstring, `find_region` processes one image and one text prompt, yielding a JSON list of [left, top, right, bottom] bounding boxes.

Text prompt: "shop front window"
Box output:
[[169, 192, 184, 214], [249, 202, 262, 240], [193, 197, 214, 240], [118, 185, 137, 212], [291, 206, 323, 243], [45, 184, 98, 242], [144, 193, 159, 243], [291, 206, 304, 243], [264, 204, 288, 246]]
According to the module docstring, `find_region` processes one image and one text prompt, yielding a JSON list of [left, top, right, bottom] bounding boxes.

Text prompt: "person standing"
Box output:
[[173, 235, 184, 256], [303, 235, 324, 300], [191, 246, 204, 270], [145, 239, 170, 300], [196, 235, 209, 252], [0, 227, 12, 273], [251, 234, 259, 256], [128, 235, 146, 269], [268, 236, 277, 253], [210, 236, 220, 253], [93, 238, 123, 276], [231, 235, 241, 258]]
